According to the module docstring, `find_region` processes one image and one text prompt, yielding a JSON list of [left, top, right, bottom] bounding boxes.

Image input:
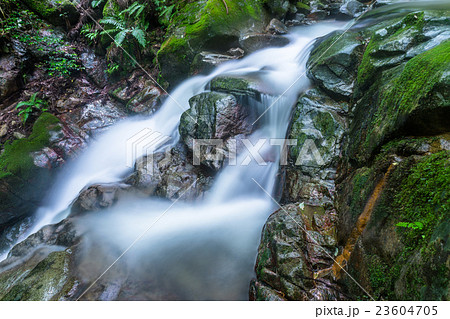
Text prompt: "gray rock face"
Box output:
[[77, 99, 127, 135], [307, 31, 364, 100], [239, 33, 290, 53], [126, 86, 164, 115], [71, 183, 131, 216], [191, 52, 238, 75], [179, 92, 253, 170], [0, 55, 21, 104], [283, 88, 347, 204], [340, 0, 366, 18], [130, 144, 212, 201], [266, 18, 288, 34], [80, 49, 108, 88], [250, 203, 346, 301]]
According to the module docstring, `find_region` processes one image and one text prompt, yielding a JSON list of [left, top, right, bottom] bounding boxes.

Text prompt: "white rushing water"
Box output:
[[0, 22, 346, 298]]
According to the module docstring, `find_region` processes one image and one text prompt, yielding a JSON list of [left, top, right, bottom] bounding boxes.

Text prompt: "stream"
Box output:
[[1, 22, 349, 299]]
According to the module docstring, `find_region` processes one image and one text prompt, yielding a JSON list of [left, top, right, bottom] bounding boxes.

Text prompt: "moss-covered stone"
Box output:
[[22, 0, 80, 27], [157, 0, 269, 86], [0, 113, 61, 228], [340, 137, 450, 300], [307, 31, 364, 99], [0, 250, 76, 301], [349, 39, 450, 165]]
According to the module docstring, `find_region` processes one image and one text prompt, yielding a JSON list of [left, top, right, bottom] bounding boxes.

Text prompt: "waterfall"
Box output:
[[0, 22, 347, 299]]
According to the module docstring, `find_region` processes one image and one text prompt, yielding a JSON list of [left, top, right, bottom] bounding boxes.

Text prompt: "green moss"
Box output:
[[358, 150, 450, 300], [1, 250, 73, 301], [380, 40, 450, 114], [102, 0, 121, 17], [157, 0, 267, 85], [0, 113, 60, 180], [357, 12, 426, 89], [21, 0, 78, 26], [394, 151, 450, 245], [313, 112, 335, 138]]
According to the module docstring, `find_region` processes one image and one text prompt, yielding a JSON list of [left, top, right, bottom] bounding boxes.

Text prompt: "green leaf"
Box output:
[[396, 222, 409, 228], [131, 27, 146, 47], [115, 30, 128, 46]]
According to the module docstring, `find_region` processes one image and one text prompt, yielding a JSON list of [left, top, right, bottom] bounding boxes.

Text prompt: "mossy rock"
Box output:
[[210, 76, 262, 98], [0, 250, 76, 301], [0, 113, 61, 228], [22, 0, 80, 27], [157, 0, 269, 86], [349, 39, 450, 165], [339, 138, 450, 300], [307, 31, 364, 100]]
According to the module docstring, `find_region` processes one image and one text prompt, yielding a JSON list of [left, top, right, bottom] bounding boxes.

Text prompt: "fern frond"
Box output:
[[131, 27, 146, 48], [100, 17, 125, 30], [115, 30, 129, 46]]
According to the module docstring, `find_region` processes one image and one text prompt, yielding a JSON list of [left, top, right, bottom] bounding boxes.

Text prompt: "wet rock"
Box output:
[[0, 55, 21, 103], [0, 113, 83, 230], [191, 52, 238, 75], [80, 49, 108, 88], [239, 33, 290, 53], [210, 76, 267, 99], [266, 18, 288, 35], [350, 19, 450, 164], [307, 31, 364, 100], [22, 0, 80, 28], [179, 92, 254, 170], [340, 0, 366, 18], [0, 125, 7, 137], [227, 47, 245, 58], [0, 249, 78, 301], [109, 71, 162, 106], [283, 88, 347, 204], [130, 144, 212, 201], [336, 137, 450, 300], [251, 203, 345, 300], [157, 0, 268, 87], [77, 99, 126, 135], [71, 183, 131, 216], [126, 86, 164, 115], [308, 10, 328, 21], [7, 218, 78, 260]]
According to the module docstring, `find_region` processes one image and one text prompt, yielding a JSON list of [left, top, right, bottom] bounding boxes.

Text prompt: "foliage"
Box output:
[[15, 93, 48, 124], [100, 2, 149, 48], [91, 0, 105, 8], [1, 9, 82, 77], [80, 23, 100, 44]]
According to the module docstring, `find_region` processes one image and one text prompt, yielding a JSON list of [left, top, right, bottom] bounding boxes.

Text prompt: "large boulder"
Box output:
[[0, 113, 84, 231], [250, 203, 346, 301], [349, 32, 450, 164], [22, 0, 80, 27], [157, 0, 269, 86], [336, 137, 450, 300], [179, 91, 254, 170], [307, 31, 364, 100], [0, 55, 21, 104], [283, 88, 347, 204], [129, 144, 212, 201]]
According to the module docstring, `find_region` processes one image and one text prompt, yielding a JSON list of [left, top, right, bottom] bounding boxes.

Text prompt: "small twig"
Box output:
[[222, 0, 229, 14]]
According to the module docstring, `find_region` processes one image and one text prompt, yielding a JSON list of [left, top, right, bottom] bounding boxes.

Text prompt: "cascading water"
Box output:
[[0, 22, 347, 299]]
